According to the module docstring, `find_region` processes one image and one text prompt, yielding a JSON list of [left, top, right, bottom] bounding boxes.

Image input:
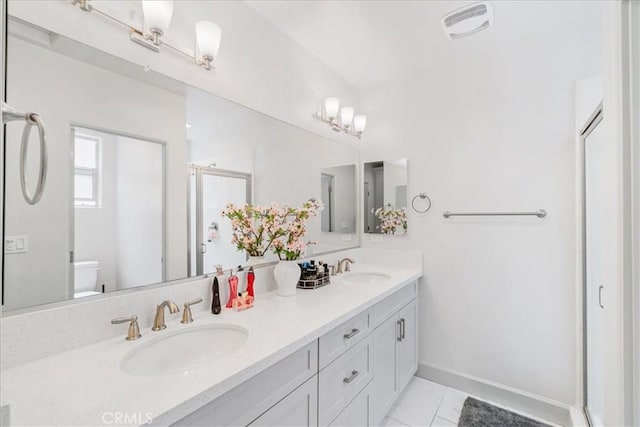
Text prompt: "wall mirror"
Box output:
[[320, 165, 357, 234], [363, 159, 408, 235], [2, 17, 360, 312]]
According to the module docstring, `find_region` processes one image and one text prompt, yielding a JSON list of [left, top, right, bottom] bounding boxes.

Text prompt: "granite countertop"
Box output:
[[0, 263, 422, 427]]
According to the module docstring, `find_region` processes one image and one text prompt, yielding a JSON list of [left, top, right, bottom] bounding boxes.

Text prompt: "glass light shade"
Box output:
[[340, 106, 354, 126], [324, 97, 340, 119], [196, 21, 222, 58], [353, 115, 367, 133], [142, 0, 174, 33]]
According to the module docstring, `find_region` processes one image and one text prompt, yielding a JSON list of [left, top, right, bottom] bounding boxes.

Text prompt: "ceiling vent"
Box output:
[[441, 2, 493, 40]]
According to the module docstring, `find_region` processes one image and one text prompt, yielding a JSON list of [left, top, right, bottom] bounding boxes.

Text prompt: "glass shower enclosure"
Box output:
[[189, 165, 251, 276]]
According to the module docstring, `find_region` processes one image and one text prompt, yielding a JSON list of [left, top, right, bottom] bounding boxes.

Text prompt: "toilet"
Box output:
[[74, 261, 101, 298]]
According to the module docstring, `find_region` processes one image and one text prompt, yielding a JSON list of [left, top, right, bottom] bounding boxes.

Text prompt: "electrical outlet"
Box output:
[[5, 236, 28, 254]]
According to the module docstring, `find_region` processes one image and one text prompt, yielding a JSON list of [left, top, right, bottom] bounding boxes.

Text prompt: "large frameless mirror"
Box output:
[[2, 16, 360, 312]]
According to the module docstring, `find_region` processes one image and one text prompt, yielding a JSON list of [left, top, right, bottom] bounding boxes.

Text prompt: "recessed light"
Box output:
[[185, 123, 192, 129]]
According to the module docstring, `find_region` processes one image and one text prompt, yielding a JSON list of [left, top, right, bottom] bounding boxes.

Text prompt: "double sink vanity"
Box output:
[[1, 252, 422, 426]]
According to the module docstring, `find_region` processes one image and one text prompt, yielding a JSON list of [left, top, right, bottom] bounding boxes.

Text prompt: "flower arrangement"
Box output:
[[375, 204, 407, 235], [221, 198, 323, 260], [220, 203, 282, 256], [272, 199, 323, 260]]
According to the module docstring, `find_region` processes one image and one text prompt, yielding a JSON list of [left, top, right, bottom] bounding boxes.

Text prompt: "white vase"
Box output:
[[273, 261, 301, 297]]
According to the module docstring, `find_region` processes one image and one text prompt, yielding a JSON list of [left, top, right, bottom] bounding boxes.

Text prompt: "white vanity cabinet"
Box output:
[[371, 286, 418, 426], [174, 281, 418, 427], [329, 383, 374, 427], [249, 377, 318, 426], [173, 341, 318, 427]]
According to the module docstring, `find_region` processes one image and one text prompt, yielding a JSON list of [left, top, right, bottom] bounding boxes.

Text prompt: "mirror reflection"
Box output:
[[3, 18, 359, 311], [320, 165, 357, 234], [73, 126, 166, 296], [363, 159, 408, 235]]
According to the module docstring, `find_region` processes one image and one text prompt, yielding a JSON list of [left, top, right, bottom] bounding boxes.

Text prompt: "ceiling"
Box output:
[[245, 0, 603, 92]]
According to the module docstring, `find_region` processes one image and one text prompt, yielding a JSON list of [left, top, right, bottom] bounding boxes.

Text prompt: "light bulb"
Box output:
[[353, 115, 367, 133], [196, 21, 222, 59], [324, 97, 340, 120], [142, 1, 174, 35], [340, 106, 354, 127]]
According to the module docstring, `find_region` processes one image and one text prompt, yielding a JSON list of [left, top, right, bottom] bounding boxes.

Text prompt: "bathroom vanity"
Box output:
[[0, 257, 421, 427], [176, 278, 418, 427]]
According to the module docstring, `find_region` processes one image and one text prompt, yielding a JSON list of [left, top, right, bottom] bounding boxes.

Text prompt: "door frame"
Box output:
[[580, 102, 604, 426], [321, 172, 334, 232], [188, 164, 251, 276], [70, 124, 168, 291]]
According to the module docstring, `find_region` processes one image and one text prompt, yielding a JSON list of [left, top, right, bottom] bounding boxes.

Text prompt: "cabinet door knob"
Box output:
[[343, 370, 359, 384], [343, 328, 360, 339]]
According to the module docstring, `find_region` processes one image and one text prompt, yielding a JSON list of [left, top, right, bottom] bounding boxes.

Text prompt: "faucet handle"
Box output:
[[328, 265, 336, 276], [111, 315, 142, 341], [181, 299, 203, 324]]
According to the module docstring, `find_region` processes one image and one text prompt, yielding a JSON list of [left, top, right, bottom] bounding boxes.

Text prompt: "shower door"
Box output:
[[189, 166, 251, 276], [582, 104, 605, 427]]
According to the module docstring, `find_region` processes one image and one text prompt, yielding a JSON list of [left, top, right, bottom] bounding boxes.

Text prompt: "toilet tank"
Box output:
[[74, 261, 100, 292]]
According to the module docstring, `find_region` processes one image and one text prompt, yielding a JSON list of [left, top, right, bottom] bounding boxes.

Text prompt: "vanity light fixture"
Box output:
[[140, 0, 174, 47], [316, 97, 367, 139], [72, 0, 222, 71]]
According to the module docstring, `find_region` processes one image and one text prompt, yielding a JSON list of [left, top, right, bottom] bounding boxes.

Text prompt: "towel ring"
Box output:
[[411, 192, 432, 214], [3, 103, 48, 205], [19, 113, 48, 205]]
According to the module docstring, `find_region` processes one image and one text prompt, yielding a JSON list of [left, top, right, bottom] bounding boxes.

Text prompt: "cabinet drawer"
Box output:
[[173, 340, 318, 426], [249, 376, 318, 427], [372, 282, 417, 328], [319, 335, 373, 425], [319, 309, 371, 369], [329, 383, 372, 427]]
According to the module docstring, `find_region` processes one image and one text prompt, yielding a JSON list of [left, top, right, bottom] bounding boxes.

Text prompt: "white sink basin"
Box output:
[[121, 324, 248, 377], [341, 272, 391, 284]]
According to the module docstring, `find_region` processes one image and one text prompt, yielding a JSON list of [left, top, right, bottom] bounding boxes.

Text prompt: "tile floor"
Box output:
[[382, 376, 562, 427]]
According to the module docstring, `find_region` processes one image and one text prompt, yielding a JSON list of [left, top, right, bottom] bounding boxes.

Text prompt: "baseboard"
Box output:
[[417, 362, 573, 426], [569, 406, 588, 427]]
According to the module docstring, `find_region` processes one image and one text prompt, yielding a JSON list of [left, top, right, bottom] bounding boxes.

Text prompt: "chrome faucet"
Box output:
[[335, 258, 355, 274], [152, 300, 179, 331]]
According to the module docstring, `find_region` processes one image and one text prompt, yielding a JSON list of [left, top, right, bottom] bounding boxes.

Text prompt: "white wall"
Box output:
[[359, 1, 603, 407], [115, 136, 164, 289], [4, 34, 187, 310]]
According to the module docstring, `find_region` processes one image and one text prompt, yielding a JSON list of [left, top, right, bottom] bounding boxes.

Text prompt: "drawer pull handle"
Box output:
[[397, 320, 402, 342], [401, 318, 406, 340], [343, 328, 360, 339], [343, 370, 359, 384]]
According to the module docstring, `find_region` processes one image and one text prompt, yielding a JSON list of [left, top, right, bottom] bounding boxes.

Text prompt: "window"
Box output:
[[74, 134, 101, 207]]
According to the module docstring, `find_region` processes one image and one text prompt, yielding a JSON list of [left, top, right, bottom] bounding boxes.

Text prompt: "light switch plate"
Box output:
[[369, 234, 384, 243], [5, 236, 28, 254], [341, 234, 353, 241]]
